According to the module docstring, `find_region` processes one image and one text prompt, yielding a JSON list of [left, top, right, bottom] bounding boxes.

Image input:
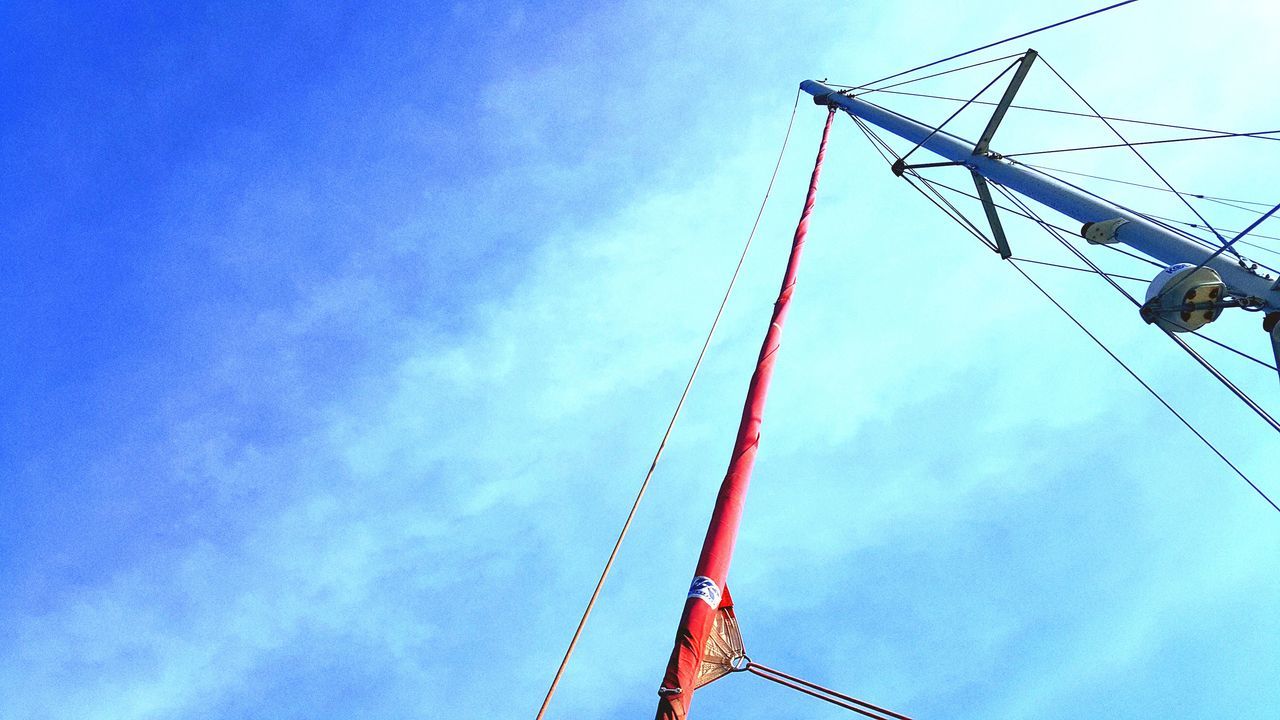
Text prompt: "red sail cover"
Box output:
[[656, 105, 836, 720]]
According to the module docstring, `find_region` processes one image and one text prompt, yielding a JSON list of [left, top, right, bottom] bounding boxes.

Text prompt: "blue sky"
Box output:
[[3, 1, 1279, 718]]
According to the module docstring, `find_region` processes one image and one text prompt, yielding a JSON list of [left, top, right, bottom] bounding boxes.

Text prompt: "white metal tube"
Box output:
[[801, 80, 1280, 309]]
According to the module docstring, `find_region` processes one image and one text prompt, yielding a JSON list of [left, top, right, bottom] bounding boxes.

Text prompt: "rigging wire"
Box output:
[[1163, 201, 1280, 294], [825, 54, 1023, 94], [861, 107, 1275, 413], [1014, 166, 1280, 261], [743, 661, 914, 720], [1009, 256, 1148, 282], [1003, 129, 1280, 157], [845, 0, 1141, 91], [1013, 162, 1238, 256], [1203, 195, 1278, 215], [906, 172, 995, 248], [1095, 242, 1174, 269], [861, 74, 1280, 272], [1036, 56, 1230, 247], [912, 171, 1280, 274], [1020, 163, 1279, 210], [1007, 258, 1280, 514], [897, 59, 1022, 164], [870, 53, 1280, 430], [1024, 231, 1280, 369], [858, 113, 1160, 284], [849, 114, 996, 251], [856, 88, 1280, 139], [989, 183, 1280, 436], [1188, 330, 1280, 372], [534, 89, 804, 720], [908, 174, 998, 250], [905, 173, 1166, 269], [845, 114, 1279, 513], [1139, 213, 1280, 255], [842, 88, 1234, 260]]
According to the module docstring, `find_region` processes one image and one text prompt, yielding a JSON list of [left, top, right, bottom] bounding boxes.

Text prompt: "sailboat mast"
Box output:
[[800, 79, 1280, 311], [654, 106, 836, 720]]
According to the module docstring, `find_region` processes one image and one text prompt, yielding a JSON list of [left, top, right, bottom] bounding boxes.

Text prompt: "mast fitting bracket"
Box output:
[[1081, 218, 1129, 245]]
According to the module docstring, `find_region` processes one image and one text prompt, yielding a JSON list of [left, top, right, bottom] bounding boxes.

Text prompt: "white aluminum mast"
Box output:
[[801, 68, 1280, 378], [798, 78, 1280, 310]]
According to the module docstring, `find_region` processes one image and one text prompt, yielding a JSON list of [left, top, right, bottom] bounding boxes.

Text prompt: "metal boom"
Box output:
[[800, 79, 1280, 312]]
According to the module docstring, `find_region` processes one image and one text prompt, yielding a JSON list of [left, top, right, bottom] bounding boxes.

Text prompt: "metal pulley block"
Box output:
[[1141, 263, 1227, 332]]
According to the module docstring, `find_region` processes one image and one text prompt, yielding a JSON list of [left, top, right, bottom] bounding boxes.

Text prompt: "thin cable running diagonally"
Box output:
[[1139, 212, 1280, 250], [852, 114, 1259, 421], [846, 0, 1140, 91], [857, 112, 1168, 286], [908, 173, 1166, 268], [910, 176, 1120, 280], [855, 112, 1145, 283], [848, 114, 996, 251], [861, 88, 1280, 139], [534, 88, 804, 720], [1022, 163, 1277, 209], [1027, 165, 1279, 273], [1204, 195, 1280, 215], [825, 53, 1022, 95], [1010, 256, 1148, 283], [1037, 56, 1229, 248], [859, 88, 1280, 402], [847, 110, 1280, 513], [907, 173, 998, 249], [911, 169, 1280, 275], [906, 171, 1170, 276], [862, 111, 1265, 389], [1013, 161, 1236, 257], [840, 90, 1233, 261], [898, 58, 1022, 164], [1096, 241, 1177, 269], [1008, 259, 1280, 515], [744, 662, 914, 720], [1024, 175, 1280, 262], [989, 183, 1280, 436], [1188, 330, 1279, 372], [1162, 200, 1280, 296], [912, 172, 1253, 279], [1003, 129, 1280, 158], [991, 182, 1280, 374]]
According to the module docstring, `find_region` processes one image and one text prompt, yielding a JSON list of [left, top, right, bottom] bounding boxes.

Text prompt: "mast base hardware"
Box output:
[[1140, 263, 1226, 333], [657, 686, 683, 697], [1081, 218, 1129, 245]]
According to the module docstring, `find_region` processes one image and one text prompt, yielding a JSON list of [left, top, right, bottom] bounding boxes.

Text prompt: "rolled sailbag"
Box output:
[[655, 103, 837, 720]]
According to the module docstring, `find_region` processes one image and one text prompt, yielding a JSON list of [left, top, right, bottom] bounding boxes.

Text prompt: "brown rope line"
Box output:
[[533, 88, 804, 719], [745, 662, 914, 720]]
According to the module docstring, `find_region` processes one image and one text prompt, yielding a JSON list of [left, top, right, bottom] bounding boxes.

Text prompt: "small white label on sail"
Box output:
[[687, 576, 721, 608]]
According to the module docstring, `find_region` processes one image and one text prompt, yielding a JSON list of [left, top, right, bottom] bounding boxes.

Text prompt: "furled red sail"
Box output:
[[655, 104, 837, 720]]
